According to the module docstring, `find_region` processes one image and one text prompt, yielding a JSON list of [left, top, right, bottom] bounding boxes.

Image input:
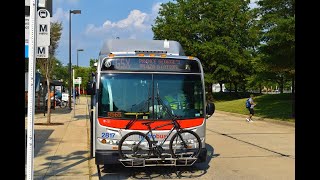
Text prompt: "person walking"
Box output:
[[246, 94, 256, 122]]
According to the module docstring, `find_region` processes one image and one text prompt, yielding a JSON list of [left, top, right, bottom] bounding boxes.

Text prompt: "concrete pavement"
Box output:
[[203, 110, 295, 179], [97, 111, 295, 179], [26, 97, 295, 179], [25, 96, 98, 180]]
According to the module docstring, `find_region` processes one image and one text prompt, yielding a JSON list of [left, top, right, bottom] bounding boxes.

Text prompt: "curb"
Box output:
[[214, 110, 295, 127]]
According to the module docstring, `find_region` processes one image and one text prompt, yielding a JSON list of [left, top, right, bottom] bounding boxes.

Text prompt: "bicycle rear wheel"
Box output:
[[118, 132, 152, 164], [169, 129, 201, 159]]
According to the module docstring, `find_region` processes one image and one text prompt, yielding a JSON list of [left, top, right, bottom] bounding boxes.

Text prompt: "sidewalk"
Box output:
[[25, 96, 98, 180]]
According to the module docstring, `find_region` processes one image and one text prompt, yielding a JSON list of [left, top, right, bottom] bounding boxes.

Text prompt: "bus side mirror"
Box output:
[[206, 102, 215, 117], [86, 81, 96, 95]]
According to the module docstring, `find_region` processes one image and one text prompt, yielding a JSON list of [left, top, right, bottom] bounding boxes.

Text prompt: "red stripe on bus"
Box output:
[[97, 118, 204, 130]]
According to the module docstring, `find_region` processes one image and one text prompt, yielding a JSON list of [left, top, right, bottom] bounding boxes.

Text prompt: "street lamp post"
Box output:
[[77, 49, 84, 67], [68, 9, 81, 110]]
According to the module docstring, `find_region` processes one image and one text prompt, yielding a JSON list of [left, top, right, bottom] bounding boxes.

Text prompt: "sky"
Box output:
[[50, 0, 171, 67], [51, 0, 258, 67]]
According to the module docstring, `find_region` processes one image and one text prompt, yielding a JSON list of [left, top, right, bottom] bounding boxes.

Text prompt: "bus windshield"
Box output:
[[98, 73, 204, 120]]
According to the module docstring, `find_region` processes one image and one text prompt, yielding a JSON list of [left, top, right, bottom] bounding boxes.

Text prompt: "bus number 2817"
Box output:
[[101, 132, 115, 138]]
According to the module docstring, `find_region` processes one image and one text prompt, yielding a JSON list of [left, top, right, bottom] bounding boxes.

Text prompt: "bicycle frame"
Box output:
[[137, 120, 179, 150]]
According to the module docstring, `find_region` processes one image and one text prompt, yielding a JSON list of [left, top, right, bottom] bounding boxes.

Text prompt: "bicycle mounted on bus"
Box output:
[[117, 84, 202, 167]]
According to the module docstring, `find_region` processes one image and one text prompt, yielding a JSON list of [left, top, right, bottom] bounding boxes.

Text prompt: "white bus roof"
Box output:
[[99, 39, 185, 56]]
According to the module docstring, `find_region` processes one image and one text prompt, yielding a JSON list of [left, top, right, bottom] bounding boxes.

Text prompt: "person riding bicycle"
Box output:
[[55, 90, 62, 100], [53, 90, 63, 107]]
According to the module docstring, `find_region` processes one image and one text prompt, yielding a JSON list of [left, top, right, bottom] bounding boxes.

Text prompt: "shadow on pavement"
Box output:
[[74, 114, 88, 120], [25, 129, 54, 164], [34, 122, 64, 125], [99, 144, 219, 179], [33, 129, 54, 157], [26, 107, 72, 117], [45, 107, 72, 115], [194, 143, 219, 170], [34, 151, 89, 176]]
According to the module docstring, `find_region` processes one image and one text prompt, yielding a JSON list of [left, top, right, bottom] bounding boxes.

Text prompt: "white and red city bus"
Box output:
[[87, 39, 215, 166]]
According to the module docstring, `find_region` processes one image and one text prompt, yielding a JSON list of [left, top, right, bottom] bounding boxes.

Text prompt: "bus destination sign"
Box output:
[[102, 57, 200, 73]]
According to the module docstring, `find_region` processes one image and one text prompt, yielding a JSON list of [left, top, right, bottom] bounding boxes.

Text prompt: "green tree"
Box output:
[[37, 21, 63, 124], [257, 0, 295, 93], [72, 58, 98, 95], [256, 0, 295, 117], [89, 58, 98, 74], [74, 66, 92, 94], [152, 0, 258, 93], [52, 60, 69, 87]]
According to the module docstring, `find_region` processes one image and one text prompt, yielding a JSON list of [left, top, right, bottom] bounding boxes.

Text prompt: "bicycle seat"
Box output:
[[141, 121, 154, 126]]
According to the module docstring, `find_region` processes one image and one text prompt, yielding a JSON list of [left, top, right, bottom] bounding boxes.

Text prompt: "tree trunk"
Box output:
[[43, 85, 46, 116], [46, 80, 51, 124], [46, 76, 51, 124], [234, 83, 238, 93], [219, 83, 223, 92], [206, 83, 213, 102], [207, 83, 212, 93], [259, 83, 262, 94], [292, 75, 295, 94], [292, 75, 295, 118], [280, 76, 284, 93]]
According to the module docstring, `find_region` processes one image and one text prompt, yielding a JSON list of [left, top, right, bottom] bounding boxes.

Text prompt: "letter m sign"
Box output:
[[39, 24, 48, 33], [36, 46, 48, 58]]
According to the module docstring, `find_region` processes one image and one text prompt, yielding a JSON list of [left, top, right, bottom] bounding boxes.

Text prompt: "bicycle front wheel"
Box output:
[[61, 101, 67, 108], [169, 130, 201, 159], [118, 132, 152, 160]]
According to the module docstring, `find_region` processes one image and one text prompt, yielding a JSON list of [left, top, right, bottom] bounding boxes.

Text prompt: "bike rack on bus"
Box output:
[[118, 153, 198, 167]]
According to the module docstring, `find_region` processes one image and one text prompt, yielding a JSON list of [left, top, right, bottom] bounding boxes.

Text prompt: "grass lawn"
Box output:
[[211, 93, 295, 122]]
